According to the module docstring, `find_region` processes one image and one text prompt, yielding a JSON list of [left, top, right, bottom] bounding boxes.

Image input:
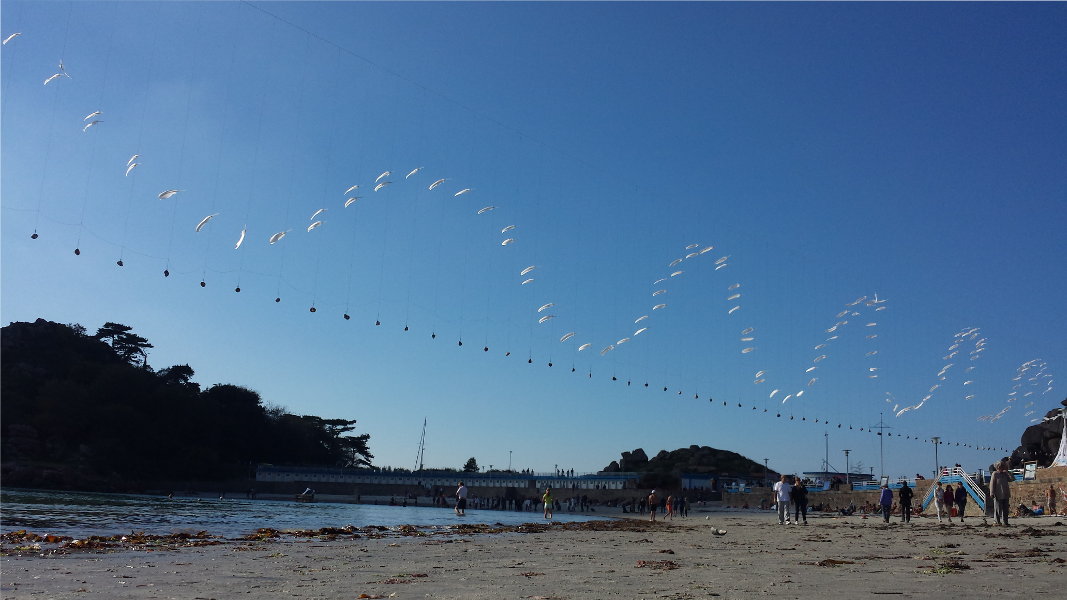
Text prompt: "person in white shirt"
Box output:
[[455, 481, 468, 516], [773, 474, 793, 525]]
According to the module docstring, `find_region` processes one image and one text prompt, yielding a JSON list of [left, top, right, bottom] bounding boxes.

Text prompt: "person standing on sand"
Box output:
[[898, 481, 914, 523], [943, 483, 955, 522], [542, 487, 553, 519], [792, 477, 809, 525], [879, 484, 893, 523], [455, 481, 468, 516], [773, 474, 793, 525], [1046, 484, 1057, 516], [954, 483, 968, 521], [989, 462, 1012, 526], [933, 482, 945, 522], [664, 494, 674, 520], [648, 490, 658, 522]]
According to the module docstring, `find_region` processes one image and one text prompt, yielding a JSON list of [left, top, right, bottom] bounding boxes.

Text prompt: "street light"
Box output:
[[763, 458, 769, 487], [931, 437, 941, 478], [508, 450, 512, 471], [824, 432, 829, 474], [842, 449, 851, 488]]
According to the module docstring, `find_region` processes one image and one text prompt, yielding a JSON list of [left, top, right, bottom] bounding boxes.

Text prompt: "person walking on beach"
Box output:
[[792, 477, 809, 525], [989, 461, 1012, 526], [879, 484, 893, 523], [542, 487, 554, 519], [933, 482, 945, 522], [648, 490, 658, 522], [664, 494, 674, 520], [954, 483, 968, 521], [943, 483, 955, 522], [455, 481, 468, 516], [898, 480, 914, 523], [773, 474, 793, 525]]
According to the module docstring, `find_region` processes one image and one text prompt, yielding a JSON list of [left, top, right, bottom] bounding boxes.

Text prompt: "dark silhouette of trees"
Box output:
[[463, 457, 479, 472], [1, 319, 375, 490], [94, 322, 153, 366]]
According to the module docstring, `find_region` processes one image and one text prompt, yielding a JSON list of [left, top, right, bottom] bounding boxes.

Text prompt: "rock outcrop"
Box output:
[[1004, 399, 1066, 469]]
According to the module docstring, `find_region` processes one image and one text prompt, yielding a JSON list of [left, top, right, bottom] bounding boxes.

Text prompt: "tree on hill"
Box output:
[[463, 457, 479, 472], [0, 319, 375, 490], [602, 445, 770, 487], [94, 322, 153, 366]]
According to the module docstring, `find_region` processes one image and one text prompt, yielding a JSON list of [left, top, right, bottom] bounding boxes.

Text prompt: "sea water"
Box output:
[[0, 489, 607, 538]]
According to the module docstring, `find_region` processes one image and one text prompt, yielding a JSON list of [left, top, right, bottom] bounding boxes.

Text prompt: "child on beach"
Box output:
[[943, 484, 955, 522], [542, 487, 553, 519]]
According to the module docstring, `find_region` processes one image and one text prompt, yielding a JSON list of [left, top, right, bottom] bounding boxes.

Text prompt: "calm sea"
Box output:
[[0, 489, 607, 538]]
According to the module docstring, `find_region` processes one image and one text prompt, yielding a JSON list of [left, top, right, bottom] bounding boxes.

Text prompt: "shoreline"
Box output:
[[2, 511, 1064, 599]]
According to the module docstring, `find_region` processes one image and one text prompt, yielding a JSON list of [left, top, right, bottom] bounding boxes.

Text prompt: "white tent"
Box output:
[[1052, 410, 1067, 467]]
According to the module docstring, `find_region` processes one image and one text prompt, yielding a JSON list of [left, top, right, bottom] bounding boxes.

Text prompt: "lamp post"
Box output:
[[824, 432, 829, 474], [931, 437, 940, 478], [763, 458, 769, 487], [842, 449, 851, 488], [508, 450, 512, 471]]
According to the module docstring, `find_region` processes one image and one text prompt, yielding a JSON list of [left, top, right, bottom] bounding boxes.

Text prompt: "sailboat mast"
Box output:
[[414, 418, 426, 472]]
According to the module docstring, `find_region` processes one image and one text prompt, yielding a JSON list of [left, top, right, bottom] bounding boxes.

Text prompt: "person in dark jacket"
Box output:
[[944, 484, 955, 522], [898, 481, 914, 523], [792, 478, 809, 525], [954, 484, 968, 521]]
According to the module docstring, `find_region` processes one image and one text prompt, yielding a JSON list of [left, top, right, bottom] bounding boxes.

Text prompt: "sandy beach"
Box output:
[[2, 510, 1065, 599]]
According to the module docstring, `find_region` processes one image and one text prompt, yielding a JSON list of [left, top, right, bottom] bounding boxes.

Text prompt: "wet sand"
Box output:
[[2, 510, 1065, 599]]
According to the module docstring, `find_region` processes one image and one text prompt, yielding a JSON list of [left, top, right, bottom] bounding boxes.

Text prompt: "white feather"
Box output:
[[195, 213, 219, 232]]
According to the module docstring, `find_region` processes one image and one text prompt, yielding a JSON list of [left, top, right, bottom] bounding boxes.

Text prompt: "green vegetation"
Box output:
[[602, 445, 769, 489], [1, 319, 373, 490]]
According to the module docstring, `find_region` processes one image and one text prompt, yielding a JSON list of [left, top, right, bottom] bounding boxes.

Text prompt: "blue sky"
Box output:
[[2, 1, 1065, 480]]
